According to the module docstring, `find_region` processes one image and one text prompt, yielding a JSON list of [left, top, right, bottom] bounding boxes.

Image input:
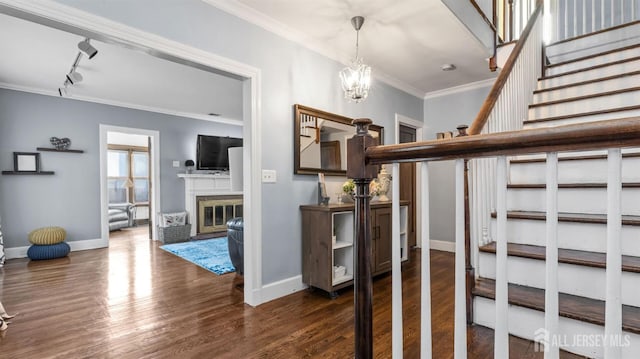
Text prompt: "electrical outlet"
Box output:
[[172, 161, 180, 168], [262, 169, 277, 183]]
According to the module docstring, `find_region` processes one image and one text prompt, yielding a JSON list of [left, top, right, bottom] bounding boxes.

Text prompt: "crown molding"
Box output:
[[202, 0, 426, 99], [423, 77, 495, 100], [0, 82, 244, 127]]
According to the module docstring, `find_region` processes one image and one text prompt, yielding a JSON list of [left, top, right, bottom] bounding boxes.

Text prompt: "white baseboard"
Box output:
[[259, 275, 307, 304], [430, 239, 456, 252], [5, 238, 106, 259], [5, 246, 29, 259]]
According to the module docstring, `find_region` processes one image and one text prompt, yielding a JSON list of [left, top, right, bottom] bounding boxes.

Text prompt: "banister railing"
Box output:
[[550, 0, 640, 43], [347, 117, 640, 358]]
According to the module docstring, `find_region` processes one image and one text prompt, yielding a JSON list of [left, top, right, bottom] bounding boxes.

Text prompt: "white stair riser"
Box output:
[[524, 109, 640, 128], [546, 46, 640, 76], [533, 73, 640, 103], [512, 148, 640, 161], [538, 59, 640, 89], [489, 218, 640, 257], [546, 22, 640, 64], [474, 296, 640, 358], [479, 253, 640, 307], [509, 157, 640, 184], [507, 187, 640, 215], [528, 90, 640, 119]]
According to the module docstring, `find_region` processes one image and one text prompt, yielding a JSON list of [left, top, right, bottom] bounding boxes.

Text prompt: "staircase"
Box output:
[[472, 21, 640, 358]]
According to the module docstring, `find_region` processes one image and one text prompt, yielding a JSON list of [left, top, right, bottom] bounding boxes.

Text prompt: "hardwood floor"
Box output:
[[0, 228, 583, 358]]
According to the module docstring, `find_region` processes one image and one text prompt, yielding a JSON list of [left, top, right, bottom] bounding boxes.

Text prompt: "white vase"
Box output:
[[377, 165, 391, 201]]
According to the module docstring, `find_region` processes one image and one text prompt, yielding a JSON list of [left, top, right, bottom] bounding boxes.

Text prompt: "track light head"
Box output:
[[65, 71, 83, 85], [58, 87, 67, 97], [78, 39, 98, 59]]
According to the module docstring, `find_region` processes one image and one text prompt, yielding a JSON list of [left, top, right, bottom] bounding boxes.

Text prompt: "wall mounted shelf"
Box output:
[[37, 147, 84, 153], [1, 171, 55, 175]]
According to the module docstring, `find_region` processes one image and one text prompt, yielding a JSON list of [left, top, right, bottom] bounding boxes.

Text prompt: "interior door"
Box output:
[[372, 207, 392, 274], [399, 125, 417, 247]]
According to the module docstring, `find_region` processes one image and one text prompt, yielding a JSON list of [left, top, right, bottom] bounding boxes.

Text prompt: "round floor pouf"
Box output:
[[27, 242, 70, 260], [28, 226, 66, 245]]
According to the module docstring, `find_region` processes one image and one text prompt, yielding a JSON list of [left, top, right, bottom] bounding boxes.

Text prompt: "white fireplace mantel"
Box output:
[[178, 173, 242, 236]]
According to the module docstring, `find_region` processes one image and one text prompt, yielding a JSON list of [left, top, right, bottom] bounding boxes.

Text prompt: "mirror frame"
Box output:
[[294, 104, 384, 176]]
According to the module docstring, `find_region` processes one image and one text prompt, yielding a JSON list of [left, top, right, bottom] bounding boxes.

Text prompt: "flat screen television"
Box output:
[[197, 134, 243, 171]]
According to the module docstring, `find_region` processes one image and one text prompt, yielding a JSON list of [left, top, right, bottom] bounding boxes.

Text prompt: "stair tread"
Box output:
[[479, 242, 640, 273], [540, 55, 640, 80], [529, 86, 640, 108], [525, 105, 640, 124], [510, 151, 640, 164], [472, 277, 640, 334], [534, 70, 640, 94], [491, 210, 640, 226], [507, 182, 640, 188], [547, 43, 640, 69]]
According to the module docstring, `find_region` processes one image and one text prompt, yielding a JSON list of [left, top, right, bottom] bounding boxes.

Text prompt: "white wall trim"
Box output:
[[202, 0, 425, 99], [0, 0, 263, 306], [259, 275, 307, 304], [423, 78, 495, 100], [100, 125, 161, 245], [430, 239, 456, 252], [0, 82, 243, 127], [5, 238, 104, 259], [5, 246, 28, 259]]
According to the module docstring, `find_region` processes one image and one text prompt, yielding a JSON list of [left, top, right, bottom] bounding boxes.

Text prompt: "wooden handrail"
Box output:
[[468, 0, 543, 135], [366, 118, 640, 164]]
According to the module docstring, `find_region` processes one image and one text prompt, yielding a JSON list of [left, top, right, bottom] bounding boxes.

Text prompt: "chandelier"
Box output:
[[339, 16, 371, 103]]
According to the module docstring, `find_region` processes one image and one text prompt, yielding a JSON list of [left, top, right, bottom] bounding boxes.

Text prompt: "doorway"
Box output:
[[399, 125, 417, 247], [1, 2, 263, 306], [395, 114, 423, 249], [106, 131, 152, 240]]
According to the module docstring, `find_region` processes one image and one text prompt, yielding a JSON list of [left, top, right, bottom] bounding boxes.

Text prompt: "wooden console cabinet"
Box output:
[[300, 201, 409, 295]]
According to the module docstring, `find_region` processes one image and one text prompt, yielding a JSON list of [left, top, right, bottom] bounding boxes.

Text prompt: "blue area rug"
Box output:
[[160, 237, 235, 275]]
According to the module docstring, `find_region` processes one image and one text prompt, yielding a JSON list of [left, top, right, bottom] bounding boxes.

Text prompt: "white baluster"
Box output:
[[545, 152, 560, 359], [495, 156, 509, 358], [605, 148, 622, 358], [391, 162, 403, 358], [421, 161, 432, 359], [454, 159, 467, 359]]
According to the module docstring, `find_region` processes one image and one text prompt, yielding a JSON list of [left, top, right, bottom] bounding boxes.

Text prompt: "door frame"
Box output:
[[394, 114, 424, 247], [100, 126, 160, 243], [0, 0, 264, 306]]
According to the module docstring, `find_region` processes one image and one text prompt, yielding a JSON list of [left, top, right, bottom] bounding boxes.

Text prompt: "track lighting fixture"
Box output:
[[78, 39, 98, 59], [58, 87, 67, 97], [65, 71, 83, 85]]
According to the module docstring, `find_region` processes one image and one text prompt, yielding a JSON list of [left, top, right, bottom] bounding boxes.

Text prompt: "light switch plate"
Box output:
[[262, 169, 276, 183], [172, 161, 180, 168]]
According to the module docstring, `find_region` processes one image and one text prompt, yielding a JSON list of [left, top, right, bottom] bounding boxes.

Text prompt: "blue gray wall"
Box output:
[[0, 88, 241, 248], [424, 84, 492, 243], [16, 1, 424, 285]]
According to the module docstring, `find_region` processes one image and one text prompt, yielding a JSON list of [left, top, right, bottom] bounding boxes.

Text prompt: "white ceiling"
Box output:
[[208, 0, 498, 96], [0, 1, 497, 121], [0, 12, 244, 124]]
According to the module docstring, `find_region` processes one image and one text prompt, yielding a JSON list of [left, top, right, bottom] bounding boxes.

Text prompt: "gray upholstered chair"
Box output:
[[226, 217, 244, 275], [108, 203, 135, 231]]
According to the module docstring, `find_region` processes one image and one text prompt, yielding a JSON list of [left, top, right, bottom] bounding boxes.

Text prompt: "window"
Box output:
[[107, 146, 149, 205]]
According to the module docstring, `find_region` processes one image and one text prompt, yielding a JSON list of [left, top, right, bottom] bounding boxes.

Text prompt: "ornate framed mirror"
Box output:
[[294, 104, 383, 176]]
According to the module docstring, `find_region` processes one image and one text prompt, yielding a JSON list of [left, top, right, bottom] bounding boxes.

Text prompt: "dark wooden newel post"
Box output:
[[347, 118, 379, 359]]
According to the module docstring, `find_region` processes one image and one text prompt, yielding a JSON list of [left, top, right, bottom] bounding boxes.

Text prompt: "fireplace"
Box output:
[[196, 195, 243, 234]]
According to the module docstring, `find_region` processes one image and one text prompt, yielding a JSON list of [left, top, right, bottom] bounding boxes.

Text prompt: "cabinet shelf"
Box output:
[[333, 274, 353, 285], [333, 241, 353, 249], [37, 147, 84, 153]]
